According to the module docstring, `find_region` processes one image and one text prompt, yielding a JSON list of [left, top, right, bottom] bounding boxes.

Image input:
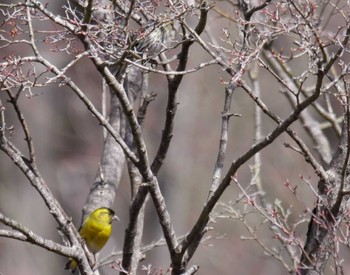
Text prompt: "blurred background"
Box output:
[[0, 1, 349, 274]]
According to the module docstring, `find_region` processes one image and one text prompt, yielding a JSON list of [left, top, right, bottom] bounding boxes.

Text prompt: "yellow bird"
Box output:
[[65, 207, 118, 273]]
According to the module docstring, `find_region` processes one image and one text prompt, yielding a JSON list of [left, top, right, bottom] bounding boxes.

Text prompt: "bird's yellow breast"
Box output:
[[79, 217, 112, 254], [78, 208, 114, 254]]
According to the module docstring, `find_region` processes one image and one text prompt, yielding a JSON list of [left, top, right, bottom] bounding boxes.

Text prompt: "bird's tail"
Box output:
[[64, 258, 78, 274]]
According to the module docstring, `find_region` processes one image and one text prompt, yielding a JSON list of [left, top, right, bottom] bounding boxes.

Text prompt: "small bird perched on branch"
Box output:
[[132, 19, 175, 58], [65, 207, 119, 273]]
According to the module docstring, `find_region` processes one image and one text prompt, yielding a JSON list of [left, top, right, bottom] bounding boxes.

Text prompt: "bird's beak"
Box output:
[[112, 214, 120, 222]]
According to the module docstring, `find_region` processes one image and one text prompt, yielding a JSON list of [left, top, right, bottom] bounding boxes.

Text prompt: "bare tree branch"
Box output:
[[208, 84, 235, 200]]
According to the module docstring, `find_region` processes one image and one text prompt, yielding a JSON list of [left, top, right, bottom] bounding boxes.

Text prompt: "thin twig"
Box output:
[[0, 212, 75, 257], [208, 84, 235, 200]]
